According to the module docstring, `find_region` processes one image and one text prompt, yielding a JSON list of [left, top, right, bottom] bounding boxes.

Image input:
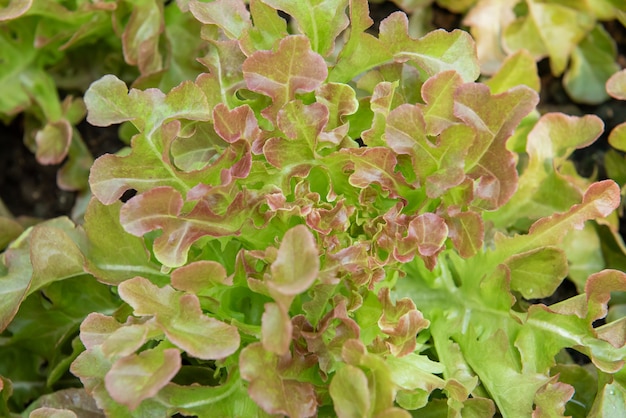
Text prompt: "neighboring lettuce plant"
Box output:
[[401, 0, 626, 105], [1, 1, 625, 417], [0, 0, 206, 195]]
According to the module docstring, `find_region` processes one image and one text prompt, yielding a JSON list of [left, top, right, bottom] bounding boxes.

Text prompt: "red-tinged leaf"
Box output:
[[585, 269, 626, 323], [492, 113, 603, 226], [118, 277, 177, 317], [189, 0, 250, 39], [385, 104, 471, 198], [316, 82, 358, 130], [329, 365, 371, 418], [377, 206, 447, 264], [85, 75, 210, 134], [527, 113, 603, 161], [262, 302, 292, 355], [79, 313, 122, 350], [171, 260, 230, 293], [596, 318, 626, 349], [378, 288, 429, 357], [101, 322, 158, 359], [213, 103, 261, 144], [121, 0, 163, 76], [118, 277, 241, 360], [527, 181, 619, 247], [263, 136, 315, 170], [306, 199, 355, 235], [278, 100, 329, 150], [495, 181, 620, 261], [453, 83, 539, 208], [29, 225, 85, 291], [337, 147, 411, 198], [105, 347, 181, 410], [445, 210, 483, 258], [120, 187, 251, 267], [362, 81, 396, 147], [262, 0, 349, 56], [297, 298, 361, 373], [168, 294, 241, 359], [0, 0, 32, 20], [1, 217, 89, 332], [242, 35, 328, 122], [84, 75, 138, 127], [379, 15, 480, 82], [239, 342, 317, 417], [269, 225, 319, 297], [532, 380, 574, 418], [419, 70, 463, 136], [196, 40, 247, 110], [606, 68, 626, 100], [89, 123, 180, 205], [35, 119, 72, 165]]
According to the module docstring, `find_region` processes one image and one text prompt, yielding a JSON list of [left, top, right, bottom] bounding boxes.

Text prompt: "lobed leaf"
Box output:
[[118, 277, 241, 359], [269, 225, 319, 298], [454, 83, 538, 209], [503, 1, 595, 76], [105, 347, 181, 411], [490, 113, 603, 227], [379, 15, 480, 82], [242, 35, 328, 123], [262, 0, 349, 56], [120, 186, 254, 267], [85, 74, 210, 135], [378, 288, 429, 357], [171, 260, 230, 293], [239, 342, 317, 417], [189, 0, 250, 39], [121, 0, 164, 77], [498, 180, 620, 258]]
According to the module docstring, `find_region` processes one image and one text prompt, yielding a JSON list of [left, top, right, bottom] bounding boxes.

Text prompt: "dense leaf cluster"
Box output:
[[1, 0, 626, 417]]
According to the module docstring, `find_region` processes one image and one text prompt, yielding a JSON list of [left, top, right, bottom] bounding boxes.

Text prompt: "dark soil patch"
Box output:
[[0, 117, 122, 219]]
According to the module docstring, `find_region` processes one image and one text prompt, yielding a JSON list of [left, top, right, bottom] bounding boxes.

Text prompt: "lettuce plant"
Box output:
[[460, 0, 625, 105], [1, 0, 625, 417], [0, 0, 206, 196]]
